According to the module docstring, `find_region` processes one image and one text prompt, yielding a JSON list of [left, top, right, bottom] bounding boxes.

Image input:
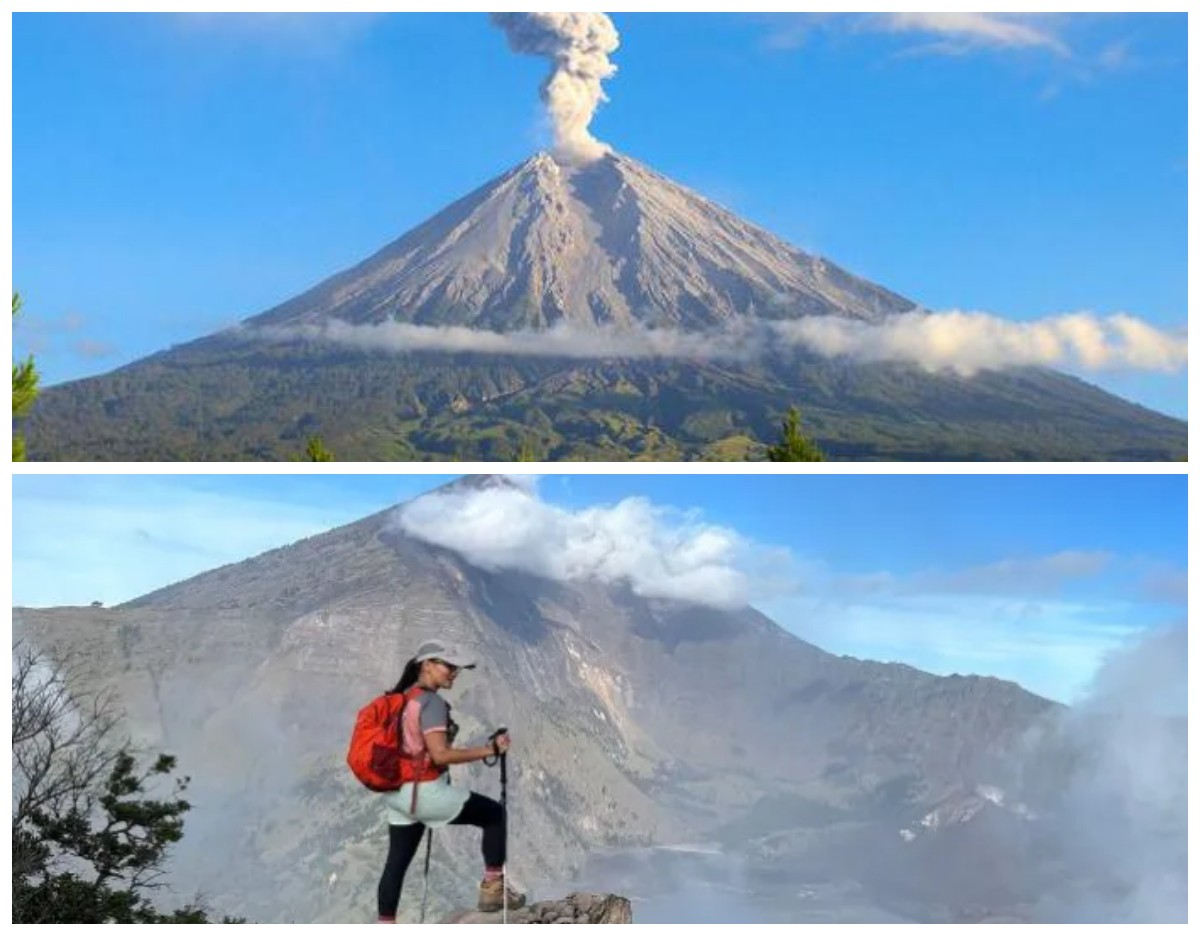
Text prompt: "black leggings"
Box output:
[[377, 792, 505, 919]]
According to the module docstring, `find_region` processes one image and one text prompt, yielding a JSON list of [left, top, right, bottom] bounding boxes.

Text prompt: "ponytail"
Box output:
[[392, 657, 421, 695]]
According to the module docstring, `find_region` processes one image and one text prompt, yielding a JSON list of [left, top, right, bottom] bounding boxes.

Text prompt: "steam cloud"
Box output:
[[491, 13, 620, 165], [1021, 625, 1187, 922], [394, 482, 791, 610], [251, 308, 1187, 376]]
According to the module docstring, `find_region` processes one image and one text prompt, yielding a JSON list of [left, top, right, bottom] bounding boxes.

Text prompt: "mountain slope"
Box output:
[[24, 153, 1186, 461], [246, 152, 914, 332], [26, 343, 1185, 461], [15, 483, 1056, 921]]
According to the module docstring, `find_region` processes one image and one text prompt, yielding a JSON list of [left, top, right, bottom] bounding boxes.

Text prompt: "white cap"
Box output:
[[414, 640, 476, 670]]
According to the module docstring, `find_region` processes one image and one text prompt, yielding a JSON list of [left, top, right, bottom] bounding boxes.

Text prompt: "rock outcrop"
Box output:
[[444, 892, 632, 924]]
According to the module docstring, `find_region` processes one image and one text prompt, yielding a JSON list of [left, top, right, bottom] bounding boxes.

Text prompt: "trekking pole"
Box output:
[[501, 748, 509, 926], [419, 828, 433, 923]]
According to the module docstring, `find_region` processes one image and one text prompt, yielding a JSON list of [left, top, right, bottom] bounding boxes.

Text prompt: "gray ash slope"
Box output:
[[25, 152, 1185, 461], [16, 479, 1073, 923], [248, 152, 912, 332]]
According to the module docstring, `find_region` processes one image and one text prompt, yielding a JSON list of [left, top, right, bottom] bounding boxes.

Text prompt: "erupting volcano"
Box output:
[[24, 13, 1185, 462]]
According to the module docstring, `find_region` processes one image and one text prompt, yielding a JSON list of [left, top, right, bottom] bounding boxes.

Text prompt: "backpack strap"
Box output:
[[396, 686, 430, 814], [395, 687, 419, 755]]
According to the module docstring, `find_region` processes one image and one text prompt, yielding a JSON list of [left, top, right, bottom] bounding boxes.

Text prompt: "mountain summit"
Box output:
[[25, 152, 1186, 461], [249, 152, 913, 334]]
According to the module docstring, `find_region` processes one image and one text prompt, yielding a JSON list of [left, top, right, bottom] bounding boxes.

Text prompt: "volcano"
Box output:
[[14, 476, 1065, 922], [26, 152, 1186, 461], [249, 152, 912, 333], [18, 476, 1179, 922]]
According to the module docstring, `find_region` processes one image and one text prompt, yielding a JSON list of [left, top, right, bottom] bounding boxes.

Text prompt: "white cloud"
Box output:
[[248, 319, 761, 364], [1138, 567, 1188, 606], [393, 484, 793, 610], [765, 13, 1073, 58], [772, 311, 1187, 376], [875, 13, 1069, 56], [172, 13, 379, 56], [1095, 40, 1135, 72], [12, 309, 118, 363], [248, 308, 1187, 378], [835, 551, 1116, 601], [916, 551, 1114, 595]]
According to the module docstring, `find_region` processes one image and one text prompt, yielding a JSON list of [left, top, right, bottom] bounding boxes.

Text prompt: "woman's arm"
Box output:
[[424, 730, 502, 768]]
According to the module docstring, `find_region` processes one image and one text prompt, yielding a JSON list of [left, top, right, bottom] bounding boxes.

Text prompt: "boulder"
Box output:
[[443, 892, 632, 924]]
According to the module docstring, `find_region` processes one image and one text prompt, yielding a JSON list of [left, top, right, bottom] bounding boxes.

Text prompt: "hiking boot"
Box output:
[[477, 877, 527, 913]]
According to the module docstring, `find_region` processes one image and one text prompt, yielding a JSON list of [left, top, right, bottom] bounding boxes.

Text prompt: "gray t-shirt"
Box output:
[[400, 690, 450, 754], [417, 691, 450, 736]]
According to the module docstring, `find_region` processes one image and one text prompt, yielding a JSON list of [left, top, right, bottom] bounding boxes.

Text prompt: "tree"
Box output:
[[12, 644, 240, 923], [12, 292, 41, 461], [765, 406, 826, 462], [517, 435, 541, 462], [304, 436, 335, 462]]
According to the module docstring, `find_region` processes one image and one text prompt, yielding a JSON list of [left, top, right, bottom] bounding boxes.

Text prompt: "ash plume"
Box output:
[[491, 13, 620, 165]]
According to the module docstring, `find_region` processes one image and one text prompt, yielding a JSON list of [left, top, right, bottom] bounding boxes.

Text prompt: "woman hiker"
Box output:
[[376, 640, 526, 923]]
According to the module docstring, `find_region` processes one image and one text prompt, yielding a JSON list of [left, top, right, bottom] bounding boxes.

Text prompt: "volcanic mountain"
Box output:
[[26, 153, 1185, 461], [247, 152, 911, 333], [16, 477, 1076, 923]]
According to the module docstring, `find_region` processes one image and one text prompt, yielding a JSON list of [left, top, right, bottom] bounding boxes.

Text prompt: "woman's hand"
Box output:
[[425, 729, 511, 768]]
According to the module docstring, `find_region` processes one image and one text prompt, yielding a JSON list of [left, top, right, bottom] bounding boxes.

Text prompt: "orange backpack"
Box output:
[[346, 687, 443, 793]]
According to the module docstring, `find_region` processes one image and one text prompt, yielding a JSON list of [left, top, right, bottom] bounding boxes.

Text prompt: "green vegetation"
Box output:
[[701, 435, 761, 461], [12, 645, 242, 923], [517, 435, 541, 462], [21, 341, 1188, 462], [765, 406, 826, 462], [304, 436, 335, 462], [12, 292, 40, 461]]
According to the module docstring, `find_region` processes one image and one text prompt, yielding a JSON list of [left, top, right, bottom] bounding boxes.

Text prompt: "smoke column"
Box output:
[[491, 13, 620, 165]]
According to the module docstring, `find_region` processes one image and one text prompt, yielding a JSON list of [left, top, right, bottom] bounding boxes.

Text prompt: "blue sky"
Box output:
[[12, 13, 1187, 417], [11, 473, 1185, 707]]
